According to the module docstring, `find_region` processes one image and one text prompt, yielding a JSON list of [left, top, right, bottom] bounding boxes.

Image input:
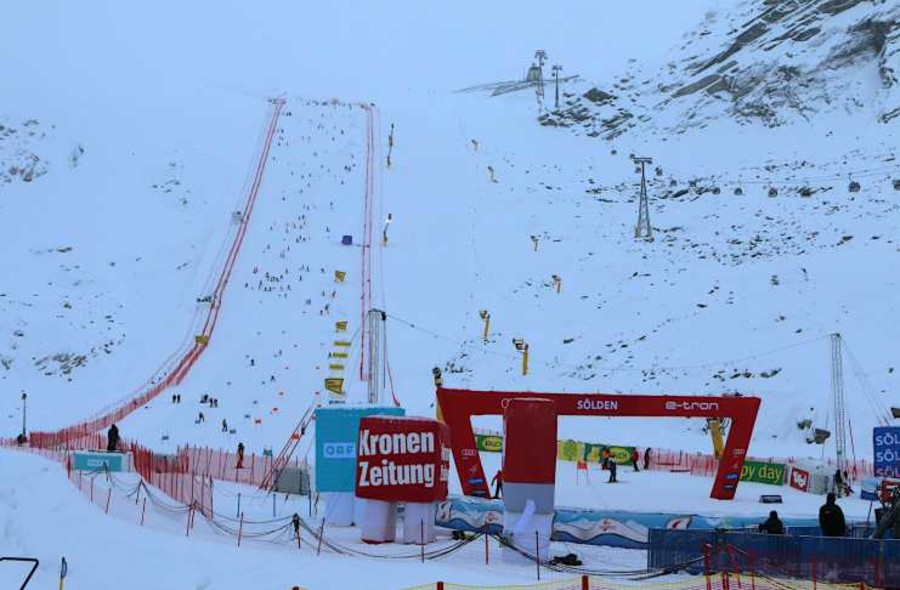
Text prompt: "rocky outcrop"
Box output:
[[664, 0, 900, 128]]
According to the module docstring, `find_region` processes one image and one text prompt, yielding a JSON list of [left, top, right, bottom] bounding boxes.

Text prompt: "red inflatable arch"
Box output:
[[436, 387, 761, 500]]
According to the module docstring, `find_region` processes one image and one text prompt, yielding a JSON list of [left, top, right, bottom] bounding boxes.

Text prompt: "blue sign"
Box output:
[[874, 427, 900, 478], [315, 406, 405, 492], [72, 451, 127, 472]]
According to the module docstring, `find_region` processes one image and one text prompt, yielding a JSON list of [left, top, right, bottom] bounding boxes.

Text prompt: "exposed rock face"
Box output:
[[665, 0, 900, 128]]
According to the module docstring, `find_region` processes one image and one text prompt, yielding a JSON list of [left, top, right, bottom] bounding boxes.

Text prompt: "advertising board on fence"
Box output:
[[557, 439, 634, 465], [789, 466, 811, 492], [315, 406, 405, 493], [474, 433, 502, 453], [72, 451, 130, 472], [740, 460, 785, 486], [355, 416, 450, 502], [874, 427, 900, 478]]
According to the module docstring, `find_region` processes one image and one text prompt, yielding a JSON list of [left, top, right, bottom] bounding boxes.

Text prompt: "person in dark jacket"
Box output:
[[631, 448, 641, 472], [236, 442, 245, 469], [491, 469, 503, 499], [819, 492, 846, 537], [106, 423, 120, 452], [643, 447, 651, 470], [759, 510, 785, 535], [607, 459, 618, 483]]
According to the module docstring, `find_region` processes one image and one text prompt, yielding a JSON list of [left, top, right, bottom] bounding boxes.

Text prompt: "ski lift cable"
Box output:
[[842, 341, 892, 426], [385, 311, 830, 375]]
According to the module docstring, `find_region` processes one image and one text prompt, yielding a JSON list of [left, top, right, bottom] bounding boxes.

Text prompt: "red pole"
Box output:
[[237, 513, 244, 547], [105, 488, 112, 514], [704, 544, 713, 590], [437, 583, 444, 590], [813, 555, 817, 590], [140, 497, 147, 526], [582, 575, 589, 590]]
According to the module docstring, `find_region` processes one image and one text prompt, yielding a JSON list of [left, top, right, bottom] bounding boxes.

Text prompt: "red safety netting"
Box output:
[[18, 98, 285, 450]]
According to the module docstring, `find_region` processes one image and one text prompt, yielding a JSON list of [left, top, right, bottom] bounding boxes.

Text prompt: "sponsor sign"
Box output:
[[740, 460, 785, 486], [789, 466, 810, 492], [355, 416, 450, 502], [475, 433, 503, 453], [556, 440, 634, 465], [874, 427, 900, 478], [72, 451, 129, 472], [315, 406, 405, 492]]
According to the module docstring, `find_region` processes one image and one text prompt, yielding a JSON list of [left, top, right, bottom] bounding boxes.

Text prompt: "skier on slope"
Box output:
[[491, 469, 503, 499], [236, 442, 245, 469]]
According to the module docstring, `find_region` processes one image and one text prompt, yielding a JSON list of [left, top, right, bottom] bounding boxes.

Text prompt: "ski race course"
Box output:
[[3, 0, 900, 588]]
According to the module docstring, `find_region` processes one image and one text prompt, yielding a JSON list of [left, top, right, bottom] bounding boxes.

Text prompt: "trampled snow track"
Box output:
[[27, 98, 286, 447]]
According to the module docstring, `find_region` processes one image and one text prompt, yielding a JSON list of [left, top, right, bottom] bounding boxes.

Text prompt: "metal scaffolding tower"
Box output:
[[831, 333, 848, 473]]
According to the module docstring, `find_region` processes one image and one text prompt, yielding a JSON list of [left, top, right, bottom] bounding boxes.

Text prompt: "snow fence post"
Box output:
[[535, 530, 540, 581], [237, 512, 244, 547], [140, 497, 147, 526], [704, 543, 712, 590], [105, 488, 111, 514], [317, 521, 324, 556], [484, 526, 489, 565], [237, 492, 241, 518], [420, 519, 425, 563]]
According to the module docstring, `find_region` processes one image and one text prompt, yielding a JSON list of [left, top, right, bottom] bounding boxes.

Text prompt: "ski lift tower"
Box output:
[[534, 50, 547, 100], [633, 156, 654, 241]]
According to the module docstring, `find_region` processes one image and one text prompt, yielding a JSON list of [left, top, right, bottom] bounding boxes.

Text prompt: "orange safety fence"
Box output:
[[7, 97, 285, 451]]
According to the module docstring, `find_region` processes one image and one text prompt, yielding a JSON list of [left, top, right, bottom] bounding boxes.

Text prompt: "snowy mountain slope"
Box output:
[[541, 0, 900, 137], [1, 0, 896, 467]]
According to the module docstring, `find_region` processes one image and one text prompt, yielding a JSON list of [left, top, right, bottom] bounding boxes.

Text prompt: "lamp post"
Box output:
[[21, 391, 27, 439]]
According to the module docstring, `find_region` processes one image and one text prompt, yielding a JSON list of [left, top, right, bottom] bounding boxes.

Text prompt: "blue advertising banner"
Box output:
[[72, 451, 128, 472], [314, 406, 405, 492], [434, 497, 820, 549], [874, 426, 900, 478]]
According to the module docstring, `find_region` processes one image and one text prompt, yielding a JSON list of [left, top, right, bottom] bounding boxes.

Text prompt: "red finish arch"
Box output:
[[436, 387, 761, 500]]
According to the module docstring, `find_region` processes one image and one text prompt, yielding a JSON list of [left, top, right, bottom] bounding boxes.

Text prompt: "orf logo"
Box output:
[[323, 442, 355, 458]]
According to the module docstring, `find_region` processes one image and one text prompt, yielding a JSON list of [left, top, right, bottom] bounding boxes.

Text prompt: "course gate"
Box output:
[[436, 387, 760, 500]]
